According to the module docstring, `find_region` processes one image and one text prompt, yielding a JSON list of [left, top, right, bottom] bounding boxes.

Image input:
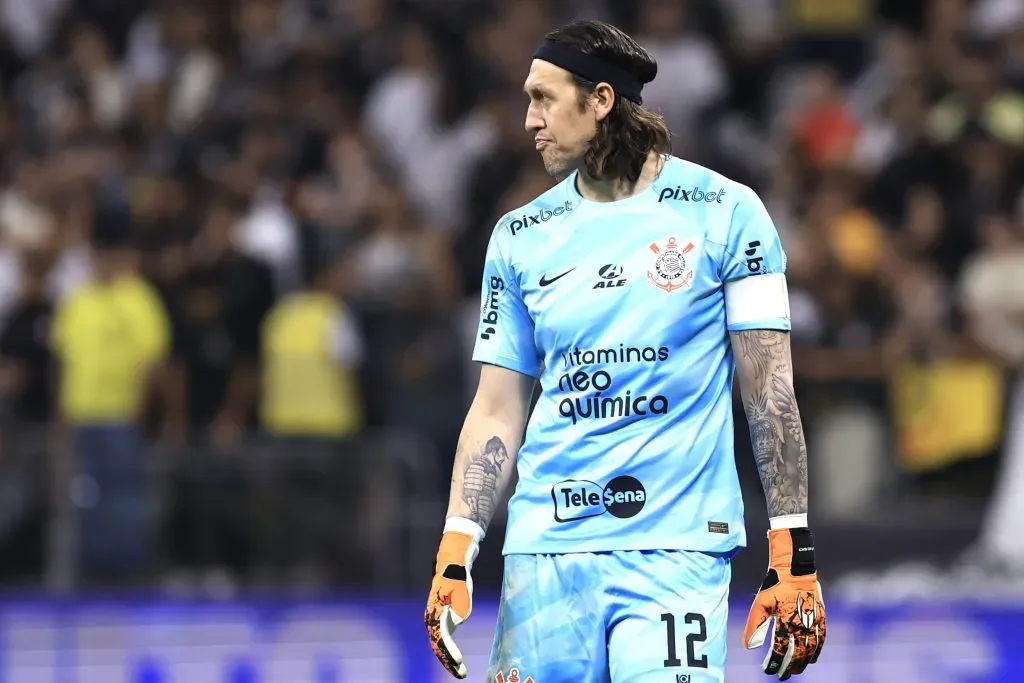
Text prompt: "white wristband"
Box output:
[[444, 516, 486, 543], [769, 513, 808, 530]]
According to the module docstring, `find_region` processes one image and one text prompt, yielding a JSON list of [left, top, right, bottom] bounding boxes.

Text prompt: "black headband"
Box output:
[[533, 42, 645, 105]]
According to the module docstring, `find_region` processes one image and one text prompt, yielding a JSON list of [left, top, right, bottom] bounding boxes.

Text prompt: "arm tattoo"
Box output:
[[735, 330, 809, 517], [460, 436, 510, 528]]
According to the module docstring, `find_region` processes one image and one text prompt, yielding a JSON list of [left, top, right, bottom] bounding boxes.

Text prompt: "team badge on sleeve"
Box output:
[[646, 236, 699, 293]]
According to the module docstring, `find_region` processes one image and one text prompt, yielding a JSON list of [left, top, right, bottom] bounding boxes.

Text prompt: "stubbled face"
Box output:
[[523, 60, 599, 179]]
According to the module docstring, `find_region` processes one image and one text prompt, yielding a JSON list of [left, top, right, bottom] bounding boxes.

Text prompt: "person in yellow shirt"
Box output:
[[50, 209, 171, 584], [260, 246, 365, 584]]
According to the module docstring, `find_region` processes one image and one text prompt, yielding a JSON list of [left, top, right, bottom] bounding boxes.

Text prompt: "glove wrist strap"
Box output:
[[767, 526, 816, 577], [444, 516, 486, 543], [437, 518, 483, 574]]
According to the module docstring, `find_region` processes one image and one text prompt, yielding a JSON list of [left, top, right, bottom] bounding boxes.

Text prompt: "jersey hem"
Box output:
[[501, 539, 747, 556]]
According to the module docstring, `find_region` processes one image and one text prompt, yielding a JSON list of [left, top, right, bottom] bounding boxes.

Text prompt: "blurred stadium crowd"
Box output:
[[0, 0, 1021, 595]]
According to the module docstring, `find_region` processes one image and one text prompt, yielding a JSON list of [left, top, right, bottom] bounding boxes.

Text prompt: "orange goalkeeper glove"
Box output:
[[743, 526, 826, 680], [424, 518, 483, 680]]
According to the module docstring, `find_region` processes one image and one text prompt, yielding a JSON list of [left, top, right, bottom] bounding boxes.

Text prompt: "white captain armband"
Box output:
[[724, 272, 791, 329]]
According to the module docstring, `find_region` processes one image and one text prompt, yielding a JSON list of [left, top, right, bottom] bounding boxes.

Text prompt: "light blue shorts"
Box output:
[[486, 550, 730, 683]]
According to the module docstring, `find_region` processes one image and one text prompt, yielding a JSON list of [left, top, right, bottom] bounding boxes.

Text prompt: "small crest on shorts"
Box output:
[[495, 667, 535, 683], [647, 236, 699, 293]]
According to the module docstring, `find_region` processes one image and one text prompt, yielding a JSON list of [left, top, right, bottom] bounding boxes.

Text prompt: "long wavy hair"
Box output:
[[542, 21, 672, 184]]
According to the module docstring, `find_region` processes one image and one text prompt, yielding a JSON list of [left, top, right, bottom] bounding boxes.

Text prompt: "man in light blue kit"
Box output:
[[425, 20, 826, 683]]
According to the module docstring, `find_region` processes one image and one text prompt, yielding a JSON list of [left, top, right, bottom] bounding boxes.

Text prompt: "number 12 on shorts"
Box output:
[[660, 612, 708, 673]]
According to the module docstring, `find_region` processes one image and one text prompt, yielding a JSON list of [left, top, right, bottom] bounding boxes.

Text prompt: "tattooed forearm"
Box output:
[[731, 330, 809, 517], [446, 367, 530, 530], [458, 436, 510, 528]]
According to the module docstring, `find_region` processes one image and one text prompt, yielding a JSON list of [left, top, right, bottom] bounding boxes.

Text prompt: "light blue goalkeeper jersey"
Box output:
[[473, 156, 790, 556]]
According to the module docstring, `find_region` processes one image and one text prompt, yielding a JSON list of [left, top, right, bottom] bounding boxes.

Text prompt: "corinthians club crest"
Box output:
[[647, 236, 698, 293]]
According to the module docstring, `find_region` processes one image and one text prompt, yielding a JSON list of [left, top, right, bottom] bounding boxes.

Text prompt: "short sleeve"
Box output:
[[471, 221, 542, 377], [720, 189, 791, 332]]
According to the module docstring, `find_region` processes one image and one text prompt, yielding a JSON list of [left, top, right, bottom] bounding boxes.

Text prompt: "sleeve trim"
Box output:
[[727, 318, 792, 332], [471, 353, 541, 378]]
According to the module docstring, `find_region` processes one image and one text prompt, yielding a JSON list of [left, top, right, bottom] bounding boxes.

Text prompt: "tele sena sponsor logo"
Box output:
[[508, 200, 574, 235], [479, 276, 504, 340], [657, 186, 726, 204], [552, 475, 647, 522]]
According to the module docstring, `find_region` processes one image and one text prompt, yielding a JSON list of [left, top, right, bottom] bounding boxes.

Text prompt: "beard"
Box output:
[[540, 148, 579, 181]]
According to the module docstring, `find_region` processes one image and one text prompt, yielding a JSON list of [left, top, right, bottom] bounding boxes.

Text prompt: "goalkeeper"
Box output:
[[425, 19, 826, 683]]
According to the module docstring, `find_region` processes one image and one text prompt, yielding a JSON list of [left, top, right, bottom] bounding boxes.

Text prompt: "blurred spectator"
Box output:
[[847, 27, 925, 127], [363, 20, 497, 230], [353, 178, 465, 469], [785, 0, 872, 79], [173, 188, 275, 445], [258, 245, 365, 585], [851, 70, 928, 174], [929, 39, 1024, 147], [351, 178, 455, 310], [293, 120, 382, 240], [813, 170, 887, 279], [886, 262, 1003, 475], [222, 119, 302, 292], [50, 207, 171, 583], [960, 214, 1024, 572], [788, 66, 862, 170], [329, 0, 400, 103], [0, 248, 55, 425], [261, 250, 363, 443], [0, 0, 67, 59], [635, 0, 726, 152], [69, 22, 129, 131]]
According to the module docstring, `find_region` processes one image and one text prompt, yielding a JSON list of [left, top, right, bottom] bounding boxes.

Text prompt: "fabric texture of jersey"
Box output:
[[472, 156, 789, 556], [487, 550, 730, 683]]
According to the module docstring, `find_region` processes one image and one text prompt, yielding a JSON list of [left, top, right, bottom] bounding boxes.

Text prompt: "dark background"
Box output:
[[0, 0, 1020, 603]]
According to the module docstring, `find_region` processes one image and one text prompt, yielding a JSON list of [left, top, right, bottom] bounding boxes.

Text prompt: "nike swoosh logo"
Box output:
[[539, 268, 576, 287]]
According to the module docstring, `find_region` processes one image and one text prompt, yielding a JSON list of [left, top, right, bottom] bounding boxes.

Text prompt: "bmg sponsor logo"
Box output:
[[479, 276, 504, 340], [745, 240, 763, 273], [552, 475, 647, 522], [657, 186, 726, 204], [509, 200, 574, 236]]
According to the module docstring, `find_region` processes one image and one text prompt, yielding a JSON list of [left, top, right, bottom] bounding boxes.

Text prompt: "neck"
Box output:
[[574, 150, 663, 202]]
